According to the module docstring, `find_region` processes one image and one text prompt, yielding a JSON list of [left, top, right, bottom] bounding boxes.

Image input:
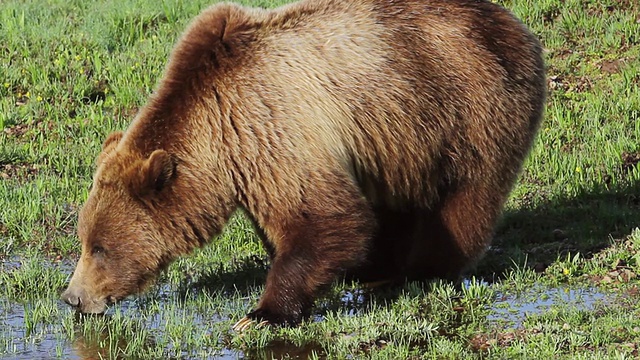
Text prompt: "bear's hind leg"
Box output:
[[238, 170, 375, 328], [344, 206, 417, 283], [405, 182, 506, 280]]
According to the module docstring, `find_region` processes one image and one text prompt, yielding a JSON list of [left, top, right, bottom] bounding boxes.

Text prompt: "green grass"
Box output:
[[1, 0, 640, 358]]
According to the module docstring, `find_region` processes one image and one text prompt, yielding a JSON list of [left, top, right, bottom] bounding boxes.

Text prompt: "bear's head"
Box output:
[[61, 131, 178, 313]]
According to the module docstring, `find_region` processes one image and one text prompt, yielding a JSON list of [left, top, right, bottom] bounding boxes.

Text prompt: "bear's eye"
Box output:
[[92, 245, 106, 256]]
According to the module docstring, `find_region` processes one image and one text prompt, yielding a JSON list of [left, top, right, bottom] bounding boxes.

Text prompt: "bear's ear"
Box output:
[[97, 131, 124, 165], [137, 150, 176, 195]]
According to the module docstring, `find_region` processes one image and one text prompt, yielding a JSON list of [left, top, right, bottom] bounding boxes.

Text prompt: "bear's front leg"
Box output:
[[234, 171, 375, 330]]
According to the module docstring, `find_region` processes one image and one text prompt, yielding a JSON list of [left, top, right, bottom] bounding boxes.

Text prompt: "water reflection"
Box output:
[[489, 286, 609, 328], [72, 332, 130, 360], [243, 340, 325, 359]]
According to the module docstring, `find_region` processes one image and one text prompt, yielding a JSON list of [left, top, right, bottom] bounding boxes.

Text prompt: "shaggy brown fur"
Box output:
[[62, 0, 546, 326]]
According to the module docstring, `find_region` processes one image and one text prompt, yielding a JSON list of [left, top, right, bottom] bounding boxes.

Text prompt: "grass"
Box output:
[[1, 0, 639, 358]]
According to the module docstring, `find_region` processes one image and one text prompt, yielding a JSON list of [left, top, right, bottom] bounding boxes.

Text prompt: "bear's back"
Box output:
[[131, 0, 545, 208]]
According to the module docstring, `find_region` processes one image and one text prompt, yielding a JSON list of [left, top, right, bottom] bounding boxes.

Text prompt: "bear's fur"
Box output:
[[62, 0, 546, 326]]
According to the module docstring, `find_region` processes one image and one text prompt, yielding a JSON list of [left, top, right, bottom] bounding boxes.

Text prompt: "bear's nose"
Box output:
[[61, 288, 81, 307]]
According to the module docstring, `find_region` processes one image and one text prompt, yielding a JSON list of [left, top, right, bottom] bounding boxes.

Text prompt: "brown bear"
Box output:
[[62, 0, 546, 328]]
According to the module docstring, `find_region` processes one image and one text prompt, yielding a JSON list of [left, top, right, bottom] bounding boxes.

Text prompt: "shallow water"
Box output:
[[1, 298, 244, 360], [0, 259, 614, 359], [1, 257, 268, 359], [1, 303, 76, 359], [489, 286, 608, 328]]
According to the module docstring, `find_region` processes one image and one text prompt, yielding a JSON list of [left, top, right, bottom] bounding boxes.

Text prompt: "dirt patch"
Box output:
[[593, 268, 637, 285], [113, 106, 140, 120], [599, 152, 640, 187], [586, 0, 638, 17], [0, 163, 39, 180], [470, 328, 533, 352], [80, 80, 109, 104], [542, 6, 560, 23], [547, 74, 594, 93], [600, 59, 623, 74], [3, 124, 30, 137], [357, 337, 389, 354], [621, 152, 640, 173], [589, 237, 640, 285], [2, 120, 52, 140]]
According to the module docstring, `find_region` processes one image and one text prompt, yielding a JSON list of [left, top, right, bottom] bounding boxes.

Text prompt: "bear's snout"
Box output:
[[61, 287, 82, 307], [61, 285, 108, 314]]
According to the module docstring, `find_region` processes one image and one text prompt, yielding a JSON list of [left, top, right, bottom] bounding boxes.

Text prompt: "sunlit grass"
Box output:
[[1, 0, 639, 358]]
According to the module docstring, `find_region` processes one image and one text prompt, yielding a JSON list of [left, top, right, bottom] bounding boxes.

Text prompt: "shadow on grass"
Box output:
[[123, 180, 639, 360], [176, 181, 640, 313], [194, 182, 640, 290], [176, 255, 270, 299], [476, 182, 640, 278]]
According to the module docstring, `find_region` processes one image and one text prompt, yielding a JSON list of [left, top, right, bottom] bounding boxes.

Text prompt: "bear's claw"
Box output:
[[232, 316, 269, 332]]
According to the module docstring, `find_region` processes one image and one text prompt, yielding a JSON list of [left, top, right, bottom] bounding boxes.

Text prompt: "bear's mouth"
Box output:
[[74, 297, 108, 314], [74, 295, 120, 315]]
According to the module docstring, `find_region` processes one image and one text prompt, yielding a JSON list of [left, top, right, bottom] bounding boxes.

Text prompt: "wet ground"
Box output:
[[0, 299, 243, 359], [489, 286, 608, 328], [0, 259, 615, 359], [2, 303, 73, 359]]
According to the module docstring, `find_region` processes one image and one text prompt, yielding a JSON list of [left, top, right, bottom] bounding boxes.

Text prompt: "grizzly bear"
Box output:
[[62, 0, 546, 329]]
